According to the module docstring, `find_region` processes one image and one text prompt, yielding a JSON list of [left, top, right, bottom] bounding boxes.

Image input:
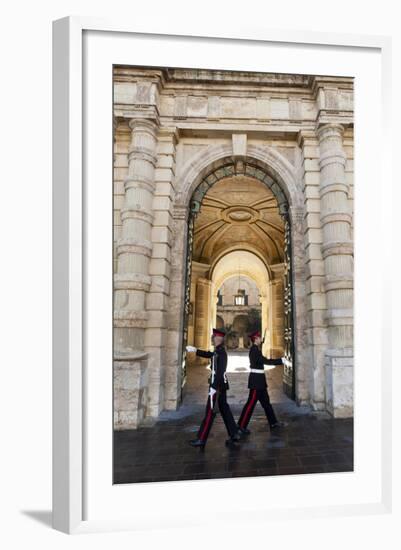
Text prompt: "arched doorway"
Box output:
[[215, 274, 261, 350], [181, 159, 295, 401], [210, 251, 272, 357]]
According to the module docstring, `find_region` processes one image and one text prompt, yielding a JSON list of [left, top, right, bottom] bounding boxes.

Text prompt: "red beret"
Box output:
[[212, 328, 226, 337], [249, 330, 261, 341]]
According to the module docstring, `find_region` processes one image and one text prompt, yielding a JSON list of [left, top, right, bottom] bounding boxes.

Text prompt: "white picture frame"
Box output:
[[52, 16, 392, 534]]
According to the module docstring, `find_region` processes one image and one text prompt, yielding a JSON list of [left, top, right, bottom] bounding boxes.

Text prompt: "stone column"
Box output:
[[210, 282, 218, 334], [317, 123, 353, 417], [165, 205, 189, 396], [113, 115, 158, 428], [269, 267, 285, 358], [260, 294, 270, 357], [187, 277, 197, 347], [283, 205, 310, 405], [145, 127, 177, 415], [194, 278, 212, 357], [298, 131, 328, 411]]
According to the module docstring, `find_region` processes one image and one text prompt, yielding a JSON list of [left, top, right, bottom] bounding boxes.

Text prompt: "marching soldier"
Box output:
[[186, 328, 241, 448], [237, 330, 291, 434]]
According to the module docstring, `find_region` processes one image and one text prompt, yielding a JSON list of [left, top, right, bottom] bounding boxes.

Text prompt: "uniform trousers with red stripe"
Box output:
[[197, 388, 237, 442], [238, 388, 278, 429]]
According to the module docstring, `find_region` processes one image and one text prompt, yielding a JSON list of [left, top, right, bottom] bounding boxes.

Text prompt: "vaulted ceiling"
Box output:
[[192, 176, 285, 265]]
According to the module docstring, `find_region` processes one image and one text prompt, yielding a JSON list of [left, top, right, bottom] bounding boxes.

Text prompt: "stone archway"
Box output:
[[167, 145, 310, 412], [170, 147, 308, 406], [175, 144, 302, 211], [210, 250, 272, 357]]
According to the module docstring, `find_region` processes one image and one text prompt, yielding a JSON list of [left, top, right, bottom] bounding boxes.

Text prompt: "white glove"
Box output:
[[186, 345, 197, 353], [208, 387, 217, 397]]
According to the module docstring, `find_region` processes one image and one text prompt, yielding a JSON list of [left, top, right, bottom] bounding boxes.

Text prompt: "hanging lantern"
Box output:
[[234, 264, 245, 305]]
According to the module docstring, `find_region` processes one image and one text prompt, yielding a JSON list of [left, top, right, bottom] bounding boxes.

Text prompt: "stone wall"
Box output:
[[113, 67, 354, 427]]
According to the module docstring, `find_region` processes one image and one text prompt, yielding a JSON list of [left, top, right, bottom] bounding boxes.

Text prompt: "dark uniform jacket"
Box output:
[[196, 344, 229, 390], [248, 344, 283, 390]]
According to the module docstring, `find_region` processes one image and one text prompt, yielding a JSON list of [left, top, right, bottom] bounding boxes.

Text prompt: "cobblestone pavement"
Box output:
[[114, 353, 353, 484]]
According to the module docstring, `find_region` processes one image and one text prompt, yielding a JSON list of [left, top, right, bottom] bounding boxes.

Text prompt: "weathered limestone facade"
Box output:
[[113, 67, 354, 428]]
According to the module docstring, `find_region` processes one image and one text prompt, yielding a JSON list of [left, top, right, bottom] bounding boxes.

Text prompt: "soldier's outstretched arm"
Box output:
[[185, 345, 213, 358], [262, 354, 283, 365], [195, 349, 214, 358]]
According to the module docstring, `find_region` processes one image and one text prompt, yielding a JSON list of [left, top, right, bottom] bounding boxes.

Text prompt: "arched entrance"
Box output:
[[211, 251, 271, 355], [180, 157, 296, 401]]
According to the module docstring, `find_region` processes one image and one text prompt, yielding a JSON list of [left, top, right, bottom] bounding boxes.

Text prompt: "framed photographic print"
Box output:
[[52, 17, 392, 534]]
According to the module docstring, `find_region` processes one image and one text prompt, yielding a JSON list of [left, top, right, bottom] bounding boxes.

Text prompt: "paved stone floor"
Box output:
[[114, 353, 353, 484]]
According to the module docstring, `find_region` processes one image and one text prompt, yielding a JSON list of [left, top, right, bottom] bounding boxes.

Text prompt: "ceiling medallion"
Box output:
[[221, 206, 260, 225], [229, 211, 252, 221]]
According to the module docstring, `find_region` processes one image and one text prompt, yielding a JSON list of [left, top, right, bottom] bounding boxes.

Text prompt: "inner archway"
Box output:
[[216, 274, 261, 351], [211, 251, 272, 357], [182, 165, 295, 403]]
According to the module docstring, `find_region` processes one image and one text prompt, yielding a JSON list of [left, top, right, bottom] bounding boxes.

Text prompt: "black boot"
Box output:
[[270, 421, 285, 430], [237, 425, 251, 435], [232, 429, 242, 441], [225, 438, 240, 448], [225, 430, 241, 447], [189, 438, 206, 448]]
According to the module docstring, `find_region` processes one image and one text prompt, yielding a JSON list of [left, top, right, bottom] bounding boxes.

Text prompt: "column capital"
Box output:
[[316, 123, 345, 142], [318, 123, 346, 172], [270, 263, 285, 279], [128, 114, 159, 134]]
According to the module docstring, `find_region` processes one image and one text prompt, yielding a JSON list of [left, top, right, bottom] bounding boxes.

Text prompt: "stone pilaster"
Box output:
[[269, 266, 284, 358], [163, 204, 187, 397], [210, 282, 218, 334], [145, 127, 178, 415], [113, 113, 159, 428], [317, 123, 353, 417], [289, 206, 310, 405], [194, 278, 212, 357], [113, 120, 130, 276], [298, 130, 328, 410], [260, 294, 270, 357]]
